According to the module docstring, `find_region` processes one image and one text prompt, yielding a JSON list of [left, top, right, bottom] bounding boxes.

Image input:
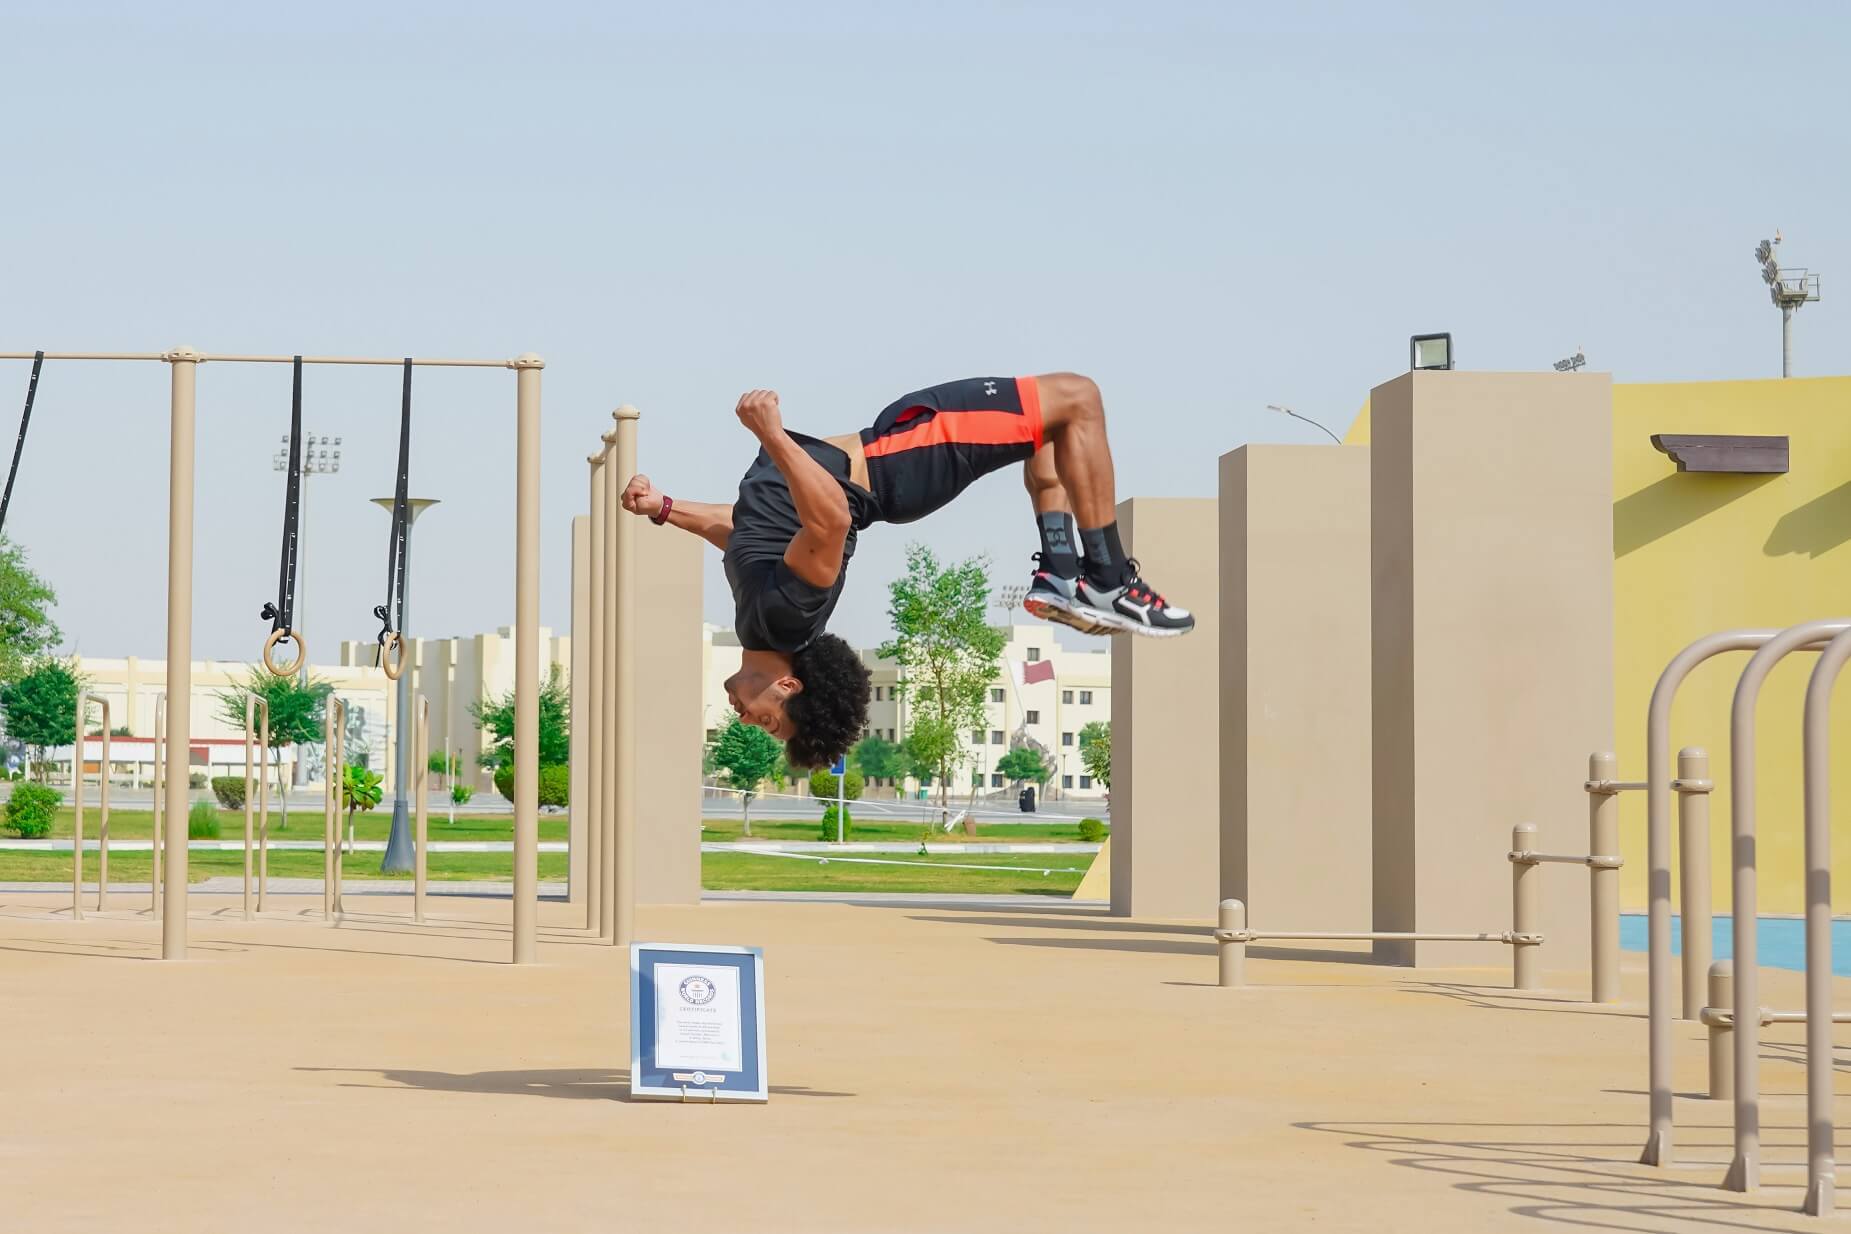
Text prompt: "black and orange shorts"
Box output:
[[859, 376, 1044, 525]]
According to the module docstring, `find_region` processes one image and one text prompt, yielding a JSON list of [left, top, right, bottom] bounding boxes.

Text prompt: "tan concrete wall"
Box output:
[[1371, 371, 1613, 967], [634, 527, 703, 905], [1219, 445, 1372, 930], [1109, 497, 1219, 918]]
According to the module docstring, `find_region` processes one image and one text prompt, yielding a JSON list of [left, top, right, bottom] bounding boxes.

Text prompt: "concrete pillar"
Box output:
[[1218, 445, 1371, 930], [1370, 371, 1613, 967], [1108, 497, 1219, 918], [566, 513, 590, 908], [635, 525, 704, 905]]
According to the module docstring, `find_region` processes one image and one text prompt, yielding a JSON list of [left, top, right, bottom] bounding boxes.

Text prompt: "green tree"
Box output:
[[878, 544, 1006, 826], [849, 733, 904, 784], [218, 668, 331, 830], [341, 763, 383, 853], [996, 744, 1052, 788], [900, 729, 939, 788], [0, 536, 60, 688], [0, 658, 80, 781], [426, 750, 460, 786], [1078, 721, 1111, 789], [710, 717, 782, 836], [471, 663, 571, 770]]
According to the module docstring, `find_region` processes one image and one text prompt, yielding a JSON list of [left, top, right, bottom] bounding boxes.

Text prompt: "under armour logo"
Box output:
[[983, 381, 998, 396]]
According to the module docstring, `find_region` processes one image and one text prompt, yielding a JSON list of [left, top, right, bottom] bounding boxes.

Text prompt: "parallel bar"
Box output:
[[151, 697, 164, 917], [1511, 822, 1541, 990], [510, 356, 544, 964], [414, 698, 429, 924], [255, 698, 270, 913], [162, 349, 200, 960], [243, 699, 255, 920], [1223, 930, 1533, 943], [1801, 627, 1851, 1216], [600, 432, 618, 943], [585, 452, 606, 936], [1675, 749, 1714, 1019], [96, 709, 110, 912]]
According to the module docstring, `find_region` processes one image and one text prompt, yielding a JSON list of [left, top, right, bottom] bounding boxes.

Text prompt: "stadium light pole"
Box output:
[[1264, 404, 1342, 445], [1757, 231, 1822, 378]]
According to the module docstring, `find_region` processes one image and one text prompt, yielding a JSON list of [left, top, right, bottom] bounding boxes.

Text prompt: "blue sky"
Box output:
[[3, 0, 1846, 660]]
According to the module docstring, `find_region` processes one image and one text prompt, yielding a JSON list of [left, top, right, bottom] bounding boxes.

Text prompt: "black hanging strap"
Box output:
[[261, 357, 305, 638], [373, 359, 412, 656], [0, 351, 45, 539]]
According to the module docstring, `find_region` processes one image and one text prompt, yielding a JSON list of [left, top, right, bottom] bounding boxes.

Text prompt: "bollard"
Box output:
[[1511, 823, 1541, 990], [1707, 961, 1734, 1101], [1217, 899, 1247, 988], [1588, 754, 1621, 1003], [1674, 748, 1714, 1021]]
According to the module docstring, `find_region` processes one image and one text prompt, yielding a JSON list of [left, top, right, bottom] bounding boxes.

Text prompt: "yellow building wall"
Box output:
[[1347, 376, 1851, 914]]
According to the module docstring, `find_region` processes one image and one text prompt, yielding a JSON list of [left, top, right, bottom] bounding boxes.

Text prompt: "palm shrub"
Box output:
[[3, 783, 60, 837], [819, 803, 853, 841], [451, 783, 475, 806]]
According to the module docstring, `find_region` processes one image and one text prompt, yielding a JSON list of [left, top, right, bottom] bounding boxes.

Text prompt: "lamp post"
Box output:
[[1264, 404, 1343, 445], [370, 496, 439, 874], [1756, 232, 1821, 378]]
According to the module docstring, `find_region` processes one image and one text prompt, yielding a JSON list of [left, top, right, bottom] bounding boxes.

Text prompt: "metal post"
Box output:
[[415, 697, 429, 925], [1724, 618, 1850, 1195], [1588, 755, 1620, 1004], [152, 697, 164, 918], [96, 707, 110, 913], [1799, 627, 1851, 1216], [243, 698, 255, 921], [161, 348, 200, 959], [1511, 822, 1541, 991], [612, 406, 640, 947], [1217, 898, 1246, 987], [511, 354, 544, 965], [1674, 748, 1714, 1020], [585, 451, 606, 934], [1707, 961, 1734, 1102], [71, 694, 88, 920], [600, 431, 619, 943], [374, 498, 437, 873], [1782, 304, 1794, 379], [332, 700, 345, 916], [256, 698, 269, 914]]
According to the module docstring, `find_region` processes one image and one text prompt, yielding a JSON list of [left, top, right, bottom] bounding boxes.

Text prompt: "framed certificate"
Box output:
[[629, 943, 767, 1102]]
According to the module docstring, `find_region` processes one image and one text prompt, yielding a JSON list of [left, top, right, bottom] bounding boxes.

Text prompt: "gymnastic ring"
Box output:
[[263, 628, 305, 678], [378, 631, 405, 682]]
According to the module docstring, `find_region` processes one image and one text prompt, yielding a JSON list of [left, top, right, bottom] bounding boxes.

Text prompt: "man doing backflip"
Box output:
[[620, 374, 1194, 769]]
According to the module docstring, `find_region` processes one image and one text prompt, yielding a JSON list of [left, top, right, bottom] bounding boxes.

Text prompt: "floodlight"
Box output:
[[1410, 333, 1453, 371]]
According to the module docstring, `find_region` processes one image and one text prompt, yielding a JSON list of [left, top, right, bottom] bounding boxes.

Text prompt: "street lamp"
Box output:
[[369, 496, 439, 874], [1756, 231, 1821, 378], [272, 433, 342, 686], [1264, 404, 1343, 445]]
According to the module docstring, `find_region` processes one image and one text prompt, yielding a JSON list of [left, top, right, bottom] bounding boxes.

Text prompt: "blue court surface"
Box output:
[[1620, 913, 1851, 976]]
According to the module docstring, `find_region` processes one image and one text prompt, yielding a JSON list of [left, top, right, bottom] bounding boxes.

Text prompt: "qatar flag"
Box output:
[[1017, 659, 1056, 686]]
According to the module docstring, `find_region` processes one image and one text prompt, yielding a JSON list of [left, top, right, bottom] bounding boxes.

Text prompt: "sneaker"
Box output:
[[1022, 554, 1113, 636], [1073, 559, 1195, 637]]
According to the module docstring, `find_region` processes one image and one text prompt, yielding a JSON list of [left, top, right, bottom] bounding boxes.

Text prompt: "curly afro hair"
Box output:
[[783, 633, 872, 770]]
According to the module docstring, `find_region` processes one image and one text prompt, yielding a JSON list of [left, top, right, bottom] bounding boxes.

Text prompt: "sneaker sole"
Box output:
[[1068, 600, 1194, 639], [1022, 594, 1114, 637]]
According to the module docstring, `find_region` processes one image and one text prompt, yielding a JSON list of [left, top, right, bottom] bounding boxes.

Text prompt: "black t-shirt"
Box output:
[[724, 434, 876, 654]]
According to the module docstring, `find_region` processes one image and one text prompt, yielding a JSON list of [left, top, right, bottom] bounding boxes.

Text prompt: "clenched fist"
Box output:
[[735, 389, 783, 440], [620, 473, 663, 519]]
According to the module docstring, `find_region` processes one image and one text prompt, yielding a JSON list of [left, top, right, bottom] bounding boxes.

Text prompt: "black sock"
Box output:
[[1036, 512, 1080, 578], [1079, 522, 1131, 587]]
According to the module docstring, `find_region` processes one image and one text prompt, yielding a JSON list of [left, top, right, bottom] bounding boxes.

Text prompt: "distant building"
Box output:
[[703, 621, 1110, 801]]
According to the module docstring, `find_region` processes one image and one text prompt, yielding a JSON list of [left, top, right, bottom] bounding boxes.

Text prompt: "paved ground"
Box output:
[[4, 891, 1847, 1233]]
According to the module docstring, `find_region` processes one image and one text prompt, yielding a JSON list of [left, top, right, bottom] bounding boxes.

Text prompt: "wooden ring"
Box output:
[[379, 631, 405, 681], [262, 628, 305, 678]]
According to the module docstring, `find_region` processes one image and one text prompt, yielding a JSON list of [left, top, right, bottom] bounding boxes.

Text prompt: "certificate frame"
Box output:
[[629, 942, 768, 1103]]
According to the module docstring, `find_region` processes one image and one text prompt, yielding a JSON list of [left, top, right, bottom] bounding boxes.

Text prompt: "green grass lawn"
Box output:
[[699, 818, 1107, 844], [32, 807, 571, 844], [0, 847, 1095, 896]]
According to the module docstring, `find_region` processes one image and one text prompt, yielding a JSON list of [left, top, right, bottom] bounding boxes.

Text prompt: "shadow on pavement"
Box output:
[[299, 1066, 853, 1102]]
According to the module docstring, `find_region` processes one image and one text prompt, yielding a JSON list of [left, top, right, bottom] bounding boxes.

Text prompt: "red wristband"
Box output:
[[651, 495, 673, 526]]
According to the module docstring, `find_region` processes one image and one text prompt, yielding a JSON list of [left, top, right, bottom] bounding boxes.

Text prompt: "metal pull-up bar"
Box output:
[[0, 351, 531, 368]]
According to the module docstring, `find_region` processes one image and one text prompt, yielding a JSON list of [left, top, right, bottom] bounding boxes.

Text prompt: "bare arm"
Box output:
[[735, 390, 850, 587], [620, 475, 733, 552]]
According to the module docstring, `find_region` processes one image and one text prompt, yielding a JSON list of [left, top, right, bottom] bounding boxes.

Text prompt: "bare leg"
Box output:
[[1023, 443, 1072, 516], [1033, 373, 1115, 527]]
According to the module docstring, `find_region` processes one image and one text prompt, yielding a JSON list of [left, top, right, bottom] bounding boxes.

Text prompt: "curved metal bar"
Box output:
[[1798, 627, 1851, 1214], [1724, 618, 1851, 1194], [1642, 628, 1783, 1166]]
